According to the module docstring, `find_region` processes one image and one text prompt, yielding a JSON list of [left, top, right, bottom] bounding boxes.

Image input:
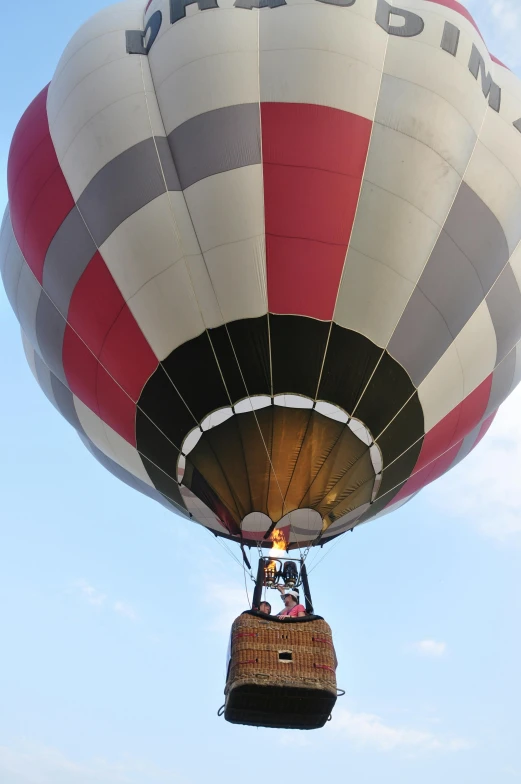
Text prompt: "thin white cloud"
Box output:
[[113, 601, 138, 622], [410, 640, 447, 658], [331, 708, 471, 753], [0, 741, 177, 784], [277, 733, 313, 748], [426, 386, 521, 542], [203, 580, 250, 633], [74, 581, 137, 621], [74, 579, 106, 607]]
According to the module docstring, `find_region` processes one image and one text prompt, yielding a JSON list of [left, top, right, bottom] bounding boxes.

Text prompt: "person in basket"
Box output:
[[276, 588, 306, 618]]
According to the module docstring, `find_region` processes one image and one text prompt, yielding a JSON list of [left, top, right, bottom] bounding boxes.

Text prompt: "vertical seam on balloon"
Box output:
[[136, 53, 288, 523], [256, 8, 273, 399], [256, 6, 299, 549], [280, 408, 314, 512], [257, 11, 301, 557], [233, 412, 255, 517], [312, 21, 392, 404], [266, 402, 274, 525]]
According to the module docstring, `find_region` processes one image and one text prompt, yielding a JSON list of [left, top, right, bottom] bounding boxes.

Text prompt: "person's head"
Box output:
[[259, 601, 272, 615], [282, 590, 299, 608]]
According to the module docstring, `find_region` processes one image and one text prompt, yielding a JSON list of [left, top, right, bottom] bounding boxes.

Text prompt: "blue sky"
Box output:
[[1, 1, 521, 782]]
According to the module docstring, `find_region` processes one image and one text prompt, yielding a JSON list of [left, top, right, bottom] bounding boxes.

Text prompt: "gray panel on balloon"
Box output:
[[417, 229, 484, 339], [169, 103, 261, 190], [35, 293, 68, 385], [443, 183, 509, 292], [43, 206, 97, 316], [77, 137, 181, 247], [486, 264, 521, 363], [388, 288, 453, 387]]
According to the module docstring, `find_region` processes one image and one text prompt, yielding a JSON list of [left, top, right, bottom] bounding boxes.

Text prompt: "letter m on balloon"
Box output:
[[469, 44, 501, 112]]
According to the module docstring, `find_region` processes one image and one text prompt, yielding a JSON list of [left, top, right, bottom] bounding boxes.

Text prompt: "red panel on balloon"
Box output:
[[96, 365, 138, 446], [414, 406, 460, 475], [265, 235, 349, 321], [414, 375, 492, 474], [64, 249, 158, 440], [67, 253, 158, 400], [7, 89, 49, 189], [62, 326, 100, 416], [99, 305, 158, 400], [388, 375, 493, 505], [67, 253, 126, 357], [7, 86, 74, 283], [261, 103, 371, 321], [452, 375, 492, 445], [391, 441, 462, 504], [63, 324, 138, 446]]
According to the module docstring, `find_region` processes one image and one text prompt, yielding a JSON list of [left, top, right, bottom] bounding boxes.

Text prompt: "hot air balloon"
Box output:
[[3, 0, 521, 728]]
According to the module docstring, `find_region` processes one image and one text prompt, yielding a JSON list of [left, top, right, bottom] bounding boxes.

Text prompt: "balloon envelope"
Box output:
[[3, 0, 521, 548]]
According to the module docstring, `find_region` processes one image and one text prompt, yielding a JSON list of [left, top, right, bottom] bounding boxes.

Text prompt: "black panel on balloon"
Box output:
[[355, 352, 422, 439], [137, 364, 195, 450], [376, 393, 424, 466], [359, 440, 423, 521], [209, 316, 271, 402], [141, 454, 184, 509], [161, 331, 231, 423], [270, 315, 330, 398], [318, 325, 382, 415]]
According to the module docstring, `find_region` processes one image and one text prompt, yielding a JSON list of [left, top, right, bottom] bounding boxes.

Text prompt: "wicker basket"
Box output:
[[224, 612, 338, 729]]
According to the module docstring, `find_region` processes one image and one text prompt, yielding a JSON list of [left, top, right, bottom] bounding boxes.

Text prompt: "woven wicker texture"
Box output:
[[226, 614, 337, 695]]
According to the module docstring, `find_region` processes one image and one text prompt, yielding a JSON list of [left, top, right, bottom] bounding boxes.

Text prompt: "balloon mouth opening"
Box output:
[[176, 395, 382, 547]]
